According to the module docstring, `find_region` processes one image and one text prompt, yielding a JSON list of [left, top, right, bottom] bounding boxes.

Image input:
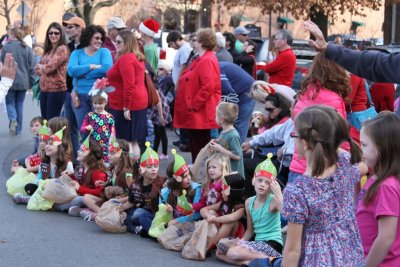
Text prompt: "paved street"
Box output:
[[0, 95, 226, 266]]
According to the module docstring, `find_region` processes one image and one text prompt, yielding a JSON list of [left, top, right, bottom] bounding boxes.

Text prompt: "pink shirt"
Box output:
[[192, 179, 222, 211], [356, 176, 400, 266]]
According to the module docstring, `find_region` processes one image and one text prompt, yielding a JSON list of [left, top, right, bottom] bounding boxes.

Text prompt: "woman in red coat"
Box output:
[[173, 28, 221, 162], [107, 30, 148, 160]]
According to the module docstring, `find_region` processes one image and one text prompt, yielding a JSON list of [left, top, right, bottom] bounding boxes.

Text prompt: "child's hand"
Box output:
[[168, 219, 178, 226], [159, 117, 166, 126], [209, 140, 223, 153], [241, 141, 251, 151], [207, 214, 216, 223], [61, 170, 73, 176], [269, 180, 281, 195], [95, 180, 107, 187], [85, 125, 93, 131], [166, 204, 173, 213]]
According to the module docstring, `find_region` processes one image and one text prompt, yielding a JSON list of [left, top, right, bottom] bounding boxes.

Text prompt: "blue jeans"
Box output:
[[63, 94, 80, 160], [40, 91, 67, 120], [235, 99, 256, 143], [125, 208, 155, 233], [288, 171, 302, 184], [71, 93, 92, 142], [56, 196, 84, 212], [6, 90, 26, 134]]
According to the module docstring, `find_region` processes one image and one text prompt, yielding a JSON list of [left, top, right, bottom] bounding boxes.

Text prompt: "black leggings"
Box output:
[[154, 125, 168, 155]]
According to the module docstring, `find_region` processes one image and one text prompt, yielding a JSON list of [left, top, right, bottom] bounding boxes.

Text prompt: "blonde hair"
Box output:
[[33, 46, 44, 56], [117, 30, 145, 61], [203, 153, 231, 194], [216, 102, 238, 124]]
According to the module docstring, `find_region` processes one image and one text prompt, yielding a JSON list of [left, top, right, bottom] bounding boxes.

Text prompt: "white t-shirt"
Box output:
[[172, 42, 192, 85]]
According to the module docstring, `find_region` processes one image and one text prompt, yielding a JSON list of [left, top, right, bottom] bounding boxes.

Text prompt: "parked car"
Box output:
[[250, 37, 317, 90]]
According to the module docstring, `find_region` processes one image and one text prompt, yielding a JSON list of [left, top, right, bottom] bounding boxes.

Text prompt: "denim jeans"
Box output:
[[56, 196, 84, 212], [235, 99, 256, 143], [288, 171, 303, 184], [71, 93, 92, 142], [63, 94, 80, 160], [125, 207, 155, 233], [5, 90, 26, 134], [40, 91, 67, 120]]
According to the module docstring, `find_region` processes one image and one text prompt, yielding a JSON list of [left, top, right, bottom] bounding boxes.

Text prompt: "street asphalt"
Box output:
[[0, 96, 227, 267]]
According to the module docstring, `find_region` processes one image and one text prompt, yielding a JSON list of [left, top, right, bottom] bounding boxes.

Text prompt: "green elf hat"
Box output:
[[79, 130, 93, 152], [38, 119, 50, 141], [50, 126, 66, 146], [108, 130, 121, 154], [176, 190, 193, 215], [171, 149, 189, 182], [140, 142, 159, 173], [253, 153, 277, 181]]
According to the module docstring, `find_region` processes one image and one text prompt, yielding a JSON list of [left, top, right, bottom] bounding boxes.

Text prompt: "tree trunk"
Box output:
[[383, 3, 400, 45], [310, 5, 328, 40]]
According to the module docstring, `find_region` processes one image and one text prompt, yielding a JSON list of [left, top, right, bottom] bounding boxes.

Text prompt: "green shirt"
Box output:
[[249, 195, 282, 244], [218, 128, 244, 176], [235, 40, 244, 53], [144, 43, 159, 74]]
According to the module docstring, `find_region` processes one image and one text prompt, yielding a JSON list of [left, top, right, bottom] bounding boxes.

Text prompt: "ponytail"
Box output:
[[310, 142, 326, 177], [9, 28, 26, 48], [348, 137, 362, 164]]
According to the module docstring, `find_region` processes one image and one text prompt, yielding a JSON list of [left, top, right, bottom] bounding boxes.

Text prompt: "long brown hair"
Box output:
[[82, 140, 108, 185], [299, 52, 351, 99], [47, 117, 73, 162], [9, 27, 26, 48], [44, 22, 67, 54], [295, 107, 337, 177], [362, 112, 400, 205], [116, 30, 145, 61]]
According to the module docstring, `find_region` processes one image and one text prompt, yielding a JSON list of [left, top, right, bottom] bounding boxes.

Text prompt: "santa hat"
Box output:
[[176, 190, 193, 215], [38, 120, 50, 141], [50, 126, 66, 146], [108, 130, 121, 154], [80, 130, 92, 152], [253, 153, 277, 180], [140, 142, 159, 173], [139, 19, 160, 38], [171, 149, 189, 182]]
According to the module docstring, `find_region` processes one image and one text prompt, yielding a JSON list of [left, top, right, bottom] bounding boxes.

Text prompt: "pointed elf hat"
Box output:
[[50, 126, 66, 146], [253, 153, 277, 180], [140, 142, 159, 173], [108, 130, 121, 154], [171, 149, 189, 182], [176, 190, 193, 215], [38, 119, 50, 141], [80, 130, 93, 152]]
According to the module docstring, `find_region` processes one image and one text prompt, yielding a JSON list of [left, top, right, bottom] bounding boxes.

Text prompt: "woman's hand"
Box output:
[[89, 64, 101, 70], [124, 109, 131, 120], [303, 20, 328, 52], [241, 141, 252, 152], [246, 45, 254, 54], [159, 116, 166, 126], [1, 53, 16, 79]]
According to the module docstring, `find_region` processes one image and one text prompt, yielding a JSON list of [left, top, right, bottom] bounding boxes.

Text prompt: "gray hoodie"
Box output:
[[0, 40, 36, 91]]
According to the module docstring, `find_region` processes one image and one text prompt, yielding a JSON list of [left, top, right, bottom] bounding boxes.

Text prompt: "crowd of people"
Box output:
[[0, 14, 399, 266]]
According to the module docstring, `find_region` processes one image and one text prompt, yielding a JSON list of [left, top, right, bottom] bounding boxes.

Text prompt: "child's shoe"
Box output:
[[12, 193, 30, 204], [80, 208, 97, 221], [159, 153, 169, 160], [134, 225, 143, 235], [68, 206, 83, 217]]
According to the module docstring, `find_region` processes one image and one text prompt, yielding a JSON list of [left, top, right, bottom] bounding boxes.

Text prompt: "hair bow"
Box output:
[[88, 78, 115, 101], [221, 93, 239, 103]]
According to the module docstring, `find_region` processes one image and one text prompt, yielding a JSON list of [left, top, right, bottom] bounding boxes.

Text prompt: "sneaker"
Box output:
[[9, 120, 17, 136], [80, 208, 97, 221], [68, 206, 83, 217], [172, 140, 180, 147], [159, 153, 169, 160], [281, 225, 288, 234], [134, 225, 143, 235], [13, 193, 30, 204]]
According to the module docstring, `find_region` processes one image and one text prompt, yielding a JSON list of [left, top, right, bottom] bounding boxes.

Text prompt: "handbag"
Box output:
[[347, 80, 378, 130], [144, 70, 160, 108]]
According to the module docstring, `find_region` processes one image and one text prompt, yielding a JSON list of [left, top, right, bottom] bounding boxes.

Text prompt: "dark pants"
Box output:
[[154, 125, 168, 155], [125, 208, 155, 233], [188, 129, 211, 163], [179, 129, 189, 145], [63, 93, 79, 160], [40, 91, 67, 120]]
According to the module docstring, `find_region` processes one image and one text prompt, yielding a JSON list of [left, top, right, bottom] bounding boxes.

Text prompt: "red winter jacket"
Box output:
[[370, 82, 395, 112], [107, 53, 148, 111], [264, 48, 296, 87], [347, 74, 368, 112], [73, 169, 107, 197], [173, 51, 221, 129]]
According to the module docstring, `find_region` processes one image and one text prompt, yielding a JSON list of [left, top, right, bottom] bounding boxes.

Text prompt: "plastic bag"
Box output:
[[182, 220, 217, 261], [148, 203, 173, 238], [6, 167, 36, 196], [42, 176, 77, 204], [95, 199, 127, 233], [158, 221, 196, 251], [27, 180, 54, 211]]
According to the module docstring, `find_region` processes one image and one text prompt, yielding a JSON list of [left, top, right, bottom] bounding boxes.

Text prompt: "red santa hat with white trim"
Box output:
[[139, 19, 160, 38]]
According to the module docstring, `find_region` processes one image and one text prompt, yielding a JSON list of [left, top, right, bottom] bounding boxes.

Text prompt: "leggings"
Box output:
[[153, 125, 168, 155]]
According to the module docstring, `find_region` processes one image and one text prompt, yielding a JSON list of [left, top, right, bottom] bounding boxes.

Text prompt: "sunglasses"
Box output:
[[66, 25, 76, 30], [190, 38, 198, 42], [265, 107, 276, 113], [92, 36, 102, 41], [48, 31, 60, 36], [290, 131, 299, 138]]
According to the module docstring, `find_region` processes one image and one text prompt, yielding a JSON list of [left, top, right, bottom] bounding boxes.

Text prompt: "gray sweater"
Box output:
[[0, 40, 36, 91]]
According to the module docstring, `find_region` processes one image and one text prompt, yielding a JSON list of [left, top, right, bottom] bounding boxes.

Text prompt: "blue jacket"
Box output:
[[219, 62, 254, 104]]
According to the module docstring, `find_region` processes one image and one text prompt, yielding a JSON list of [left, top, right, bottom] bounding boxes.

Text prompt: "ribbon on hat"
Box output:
[[88, 78, 115, 101], [221, 93, 239, 103], [260, 83, 275, 95]]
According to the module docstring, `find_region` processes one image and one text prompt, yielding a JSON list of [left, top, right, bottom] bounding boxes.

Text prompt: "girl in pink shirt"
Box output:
[[357, 112, 400, 267]]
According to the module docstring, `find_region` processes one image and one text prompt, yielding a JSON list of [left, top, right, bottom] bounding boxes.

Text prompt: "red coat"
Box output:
[[107, 53, 148, 111], [173, 51, 221, 129], [370, 82, 395, 112], [347, 74, 368, 112], [264, 48, 296, 87]]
